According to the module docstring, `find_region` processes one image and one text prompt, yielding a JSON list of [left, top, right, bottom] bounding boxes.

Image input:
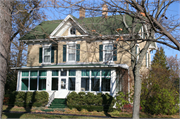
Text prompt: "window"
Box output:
[[81, 70, 90, 91], [68, 70, 76, 91], [52, 70, 58, 90], [43, 47, 51, 63], [70, 27, 76, 35], [21, 70, 46, 91], [99, 43, 117, 62], [91, 70, 100, 91], [21, 71, 29, 90], [68, 44, 76, 61], [104, 44, 113, 61], [39, 70, 46, 90], [101, 70, 111, 91], [63, 43, 80, 62], [30, 71, 37, 90]]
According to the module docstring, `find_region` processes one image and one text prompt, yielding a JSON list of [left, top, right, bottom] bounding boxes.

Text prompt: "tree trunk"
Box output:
[[132, 66, 142, 119], [0, 0, 12, 117]]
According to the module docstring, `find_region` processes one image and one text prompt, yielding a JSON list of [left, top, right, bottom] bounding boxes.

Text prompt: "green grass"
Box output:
[[2, 113, 90, 118]]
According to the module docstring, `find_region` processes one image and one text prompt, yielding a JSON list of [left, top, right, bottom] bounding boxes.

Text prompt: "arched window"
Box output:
[[70, 27, 76, 35]]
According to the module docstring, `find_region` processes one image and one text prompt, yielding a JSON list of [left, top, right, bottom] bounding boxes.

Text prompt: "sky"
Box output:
[[42, 0, 180, 60]]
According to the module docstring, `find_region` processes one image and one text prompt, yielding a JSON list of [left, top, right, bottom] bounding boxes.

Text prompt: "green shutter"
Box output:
[[99, 45, 103, 61], [63, 45, 66, 62], [51, 47, 54, 63], [76, 44, 80, 61], [39, 47, 42, 63], [113, 44, 117, 61]]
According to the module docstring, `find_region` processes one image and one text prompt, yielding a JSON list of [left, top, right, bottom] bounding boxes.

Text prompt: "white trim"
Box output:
[[50, 15, 87, 38]]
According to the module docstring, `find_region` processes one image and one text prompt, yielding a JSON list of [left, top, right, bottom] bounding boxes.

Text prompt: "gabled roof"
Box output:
[[19, 14, 142, 40]]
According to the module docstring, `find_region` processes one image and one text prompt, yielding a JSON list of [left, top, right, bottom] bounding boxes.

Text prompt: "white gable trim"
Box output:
[[50, 15, 87, 38]]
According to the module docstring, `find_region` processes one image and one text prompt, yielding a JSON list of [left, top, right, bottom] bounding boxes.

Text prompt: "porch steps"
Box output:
[[49, 98, 67, 109]]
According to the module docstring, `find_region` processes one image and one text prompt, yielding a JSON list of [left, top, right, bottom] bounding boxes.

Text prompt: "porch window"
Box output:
[[101, 78, 110, 91], [39, 70, 46, 90], [68, 70, 76, 91], [91, 70, 100, 91], [52, 70, 58, 90], [30, 71, 37, 90], [101, 70, 111, 91], [81, 70, 90, 91], [21, 71, 29, 90]]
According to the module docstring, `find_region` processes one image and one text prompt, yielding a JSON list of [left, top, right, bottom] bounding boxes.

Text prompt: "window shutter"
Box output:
[[39, 47, 42, 63], [63, 45, 66, 62], [113, 44, 117, 61], [99, 45, 103, 61], [76, 44, 80, 61], [51, 47, 54, 63]]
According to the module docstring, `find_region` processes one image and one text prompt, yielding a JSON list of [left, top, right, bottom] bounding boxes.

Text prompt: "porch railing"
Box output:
[[46, 91, 56, 107]]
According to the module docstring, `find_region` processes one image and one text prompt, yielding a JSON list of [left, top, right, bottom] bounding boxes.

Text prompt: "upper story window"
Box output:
[[44, 47, 51, 63], [63, 42, 80, 62], [99, 42, 117, 62], [68, 43, 76, 61], [39, 45, 55, 64], [104, 44, 113, 61], [70, 27, 76, 35]]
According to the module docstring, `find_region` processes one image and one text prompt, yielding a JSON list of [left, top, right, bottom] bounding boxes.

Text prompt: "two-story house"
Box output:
[[13, 6, 157, 101]]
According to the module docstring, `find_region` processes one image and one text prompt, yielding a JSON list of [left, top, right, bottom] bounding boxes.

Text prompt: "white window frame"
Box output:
[[67, 42, 76, 62], [42, 45, 51, 64], [103, 43, 113, 62], [136, 44, 139, 61], [69, 26, 76, 36], [146, 50, 149, 68]]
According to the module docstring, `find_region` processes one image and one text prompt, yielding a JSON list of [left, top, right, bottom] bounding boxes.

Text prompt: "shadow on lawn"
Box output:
[[4, 91, 36, 118]]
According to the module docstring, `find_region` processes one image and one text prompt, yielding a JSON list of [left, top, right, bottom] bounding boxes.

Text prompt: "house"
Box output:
[[13, 5, 157, 102]]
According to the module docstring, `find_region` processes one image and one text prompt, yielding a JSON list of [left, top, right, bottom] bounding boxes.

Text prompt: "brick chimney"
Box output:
[[102, 4, 108, 16], [79, 7, 85, 19]]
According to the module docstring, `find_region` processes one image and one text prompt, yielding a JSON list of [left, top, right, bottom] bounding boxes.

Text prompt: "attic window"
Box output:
[[70, 27, 76, 35]]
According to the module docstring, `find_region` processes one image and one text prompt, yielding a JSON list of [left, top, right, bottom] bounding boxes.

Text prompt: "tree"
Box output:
[[5, 0, 45, 95], [141, 47, 178, 115], [0, 0, 12, 117], [0, 0, 45, 117], [51, 1, 180, 118]]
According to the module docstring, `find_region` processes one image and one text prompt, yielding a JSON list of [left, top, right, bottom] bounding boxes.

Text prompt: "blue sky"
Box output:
[[43, 1, 180, 60]]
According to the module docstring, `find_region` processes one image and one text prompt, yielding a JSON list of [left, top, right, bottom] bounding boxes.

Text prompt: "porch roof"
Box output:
[[11, 63, 129, 70]]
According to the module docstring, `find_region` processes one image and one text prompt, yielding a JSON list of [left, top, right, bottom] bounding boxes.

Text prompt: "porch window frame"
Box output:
[[51, 70, 59, 91]]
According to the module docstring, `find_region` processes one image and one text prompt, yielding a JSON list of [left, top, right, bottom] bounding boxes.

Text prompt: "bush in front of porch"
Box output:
[[67, 92, 115, 112], [7, 91, 49, 108]]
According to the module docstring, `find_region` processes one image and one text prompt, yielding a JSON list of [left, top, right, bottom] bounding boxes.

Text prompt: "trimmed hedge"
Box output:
[[8, 91, 49, 107], [67, 92, 115, 112]]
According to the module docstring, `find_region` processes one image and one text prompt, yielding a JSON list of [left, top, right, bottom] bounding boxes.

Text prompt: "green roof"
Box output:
[[19, 15, 142, 40]]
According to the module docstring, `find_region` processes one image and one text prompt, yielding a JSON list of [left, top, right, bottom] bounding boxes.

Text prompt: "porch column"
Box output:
[[110, 69, 116, 97], [76, 70, 81, 92], [46, 70, 51, 91]]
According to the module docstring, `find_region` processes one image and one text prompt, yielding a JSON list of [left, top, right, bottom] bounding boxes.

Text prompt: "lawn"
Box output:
[[2, 105, 180, 118]]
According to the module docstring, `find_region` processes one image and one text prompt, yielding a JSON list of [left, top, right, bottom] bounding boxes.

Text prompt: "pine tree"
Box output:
[[151, 47, 168, 69]]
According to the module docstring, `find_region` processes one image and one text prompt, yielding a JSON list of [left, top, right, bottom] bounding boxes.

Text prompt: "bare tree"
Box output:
[[51, 0, 180, 118], [0, 0, 12, 117]]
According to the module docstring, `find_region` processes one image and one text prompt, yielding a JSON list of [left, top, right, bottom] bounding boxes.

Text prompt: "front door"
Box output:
[[60, 77, 67, 90], [55, 77, 69, 98]]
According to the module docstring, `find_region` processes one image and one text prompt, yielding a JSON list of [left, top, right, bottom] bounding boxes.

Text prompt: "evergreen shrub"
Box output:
[[67, 92, 115, 112], [8, 91, 49, 107]]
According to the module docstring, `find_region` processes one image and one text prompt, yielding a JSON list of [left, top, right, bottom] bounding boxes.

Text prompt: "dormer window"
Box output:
[[70, 27, 76, 35]]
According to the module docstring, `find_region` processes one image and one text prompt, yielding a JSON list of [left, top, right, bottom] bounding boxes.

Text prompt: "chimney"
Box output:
[[102, 4, 108, 16], [79, 7, 85, 19]]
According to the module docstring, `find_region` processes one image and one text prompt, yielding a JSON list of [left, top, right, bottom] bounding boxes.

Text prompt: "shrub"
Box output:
[[67, 92, 115, 112], [141, 86, 179, 115], [8, 91, 48, 108]]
